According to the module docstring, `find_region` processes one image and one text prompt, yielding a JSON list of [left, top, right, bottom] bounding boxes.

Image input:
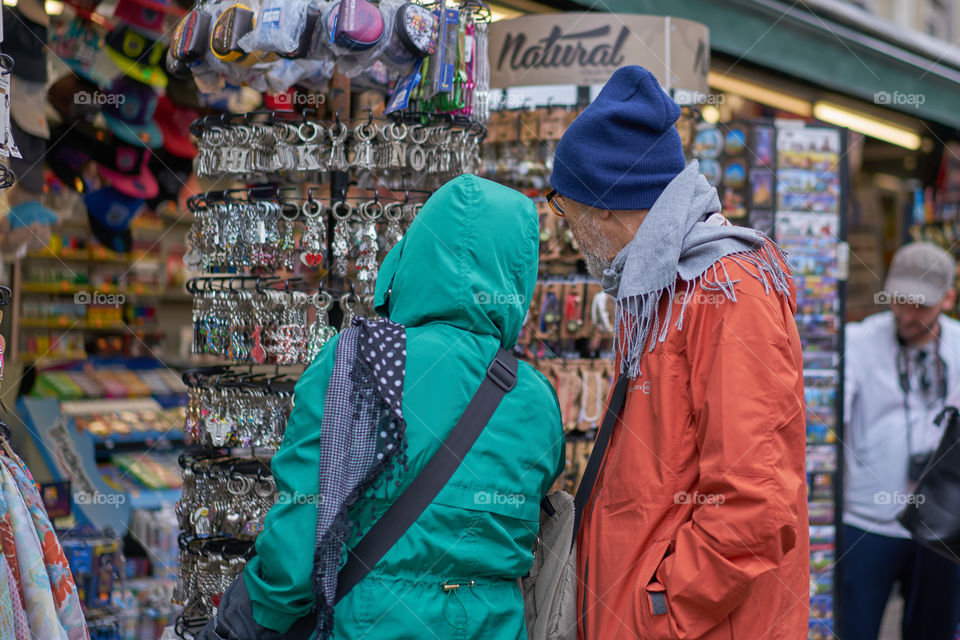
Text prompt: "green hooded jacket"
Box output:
[[244, 174, 565, 638]]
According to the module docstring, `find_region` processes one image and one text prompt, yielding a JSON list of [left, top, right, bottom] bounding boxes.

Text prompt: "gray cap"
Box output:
[[885, 242, 956, 307]]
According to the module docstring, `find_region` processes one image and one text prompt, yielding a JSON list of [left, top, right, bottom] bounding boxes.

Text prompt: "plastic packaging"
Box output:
[[381, 0, 437, 73], [238, 0, 310, 57]]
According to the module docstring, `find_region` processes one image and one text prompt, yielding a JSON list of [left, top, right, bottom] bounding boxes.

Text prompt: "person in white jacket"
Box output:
[[843, 241, 960, 639]]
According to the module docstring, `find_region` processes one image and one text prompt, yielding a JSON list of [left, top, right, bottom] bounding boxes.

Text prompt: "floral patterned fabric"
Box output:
[[0, 453, 88, 640], [0, 551, 30, 640]]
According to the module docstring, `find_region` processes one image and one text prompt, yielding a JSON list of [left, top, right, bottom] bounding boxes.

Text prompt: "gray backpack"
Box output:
[[522, 491, 578, 640], [521, 377, 628, 640]]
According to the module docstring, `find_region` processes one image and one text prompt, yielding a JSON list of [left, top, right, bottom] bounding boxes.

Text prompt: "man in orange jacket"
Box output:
[[548, 65, 809, 639]]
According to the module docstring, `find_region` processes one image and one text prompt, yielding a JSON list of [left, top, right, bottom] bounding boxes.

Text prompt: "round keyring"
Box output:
[[333, 200, 353, 220], [313, 290, 334, 311], [361, 199, 383, 221], [302, 198, 323, 219], [298, 121, 321, 143], [384, 202, 404, 222]]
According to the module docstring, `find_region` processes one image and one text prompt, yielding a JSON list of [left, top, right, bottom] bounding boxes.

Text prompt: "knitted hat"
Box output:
[[550, 65, 686, 210]]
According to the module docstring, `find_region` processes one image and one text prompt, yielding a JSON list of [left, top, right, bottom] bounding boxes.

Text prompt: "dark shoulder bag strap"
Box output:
[[286, 349, 518, 638], [336, 347, 518, 601], [571, 376, 629, 546]]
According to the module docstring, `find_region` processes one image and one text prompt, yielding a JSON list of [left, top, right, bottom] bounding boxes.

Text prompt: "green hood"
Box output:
[[374, 174, 539, 348]]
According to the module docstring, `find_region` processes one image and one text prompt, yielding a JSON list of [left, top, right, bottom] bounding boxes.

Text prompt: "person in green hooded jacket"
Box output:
[[199, 174, 565, 640]]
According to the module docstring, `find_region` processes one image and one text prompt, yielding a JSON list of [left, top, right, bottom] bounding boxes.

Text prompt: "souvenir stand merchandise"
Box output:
[[691, 120, 848, 638], [165, 2, 490, 636]]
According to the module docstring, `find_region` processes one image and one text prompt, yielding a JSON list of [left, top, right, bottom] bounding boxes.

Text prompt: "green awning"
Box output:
[[570, 0, 960, 130]]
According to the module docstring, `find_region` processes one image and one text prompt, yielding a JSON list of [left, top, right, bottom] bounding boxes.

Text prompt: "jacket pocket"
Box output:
[[635, 541, 673, 639], [636, 539, 671, 591]]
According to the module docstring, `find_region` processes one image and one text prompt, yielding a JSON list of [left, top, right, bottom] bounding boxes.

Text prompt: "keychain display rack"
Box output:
[[174, 6, 490, 632]]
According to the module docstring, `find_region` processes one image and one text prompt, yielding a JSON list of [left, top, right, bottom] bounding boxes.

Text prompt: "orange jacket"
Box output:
[[577, 253, 809, 640]]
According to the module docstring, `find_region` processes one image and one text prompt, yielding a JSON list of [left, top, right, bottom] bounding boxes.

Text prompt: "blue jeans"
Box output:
[[840, 524, 960, 640]]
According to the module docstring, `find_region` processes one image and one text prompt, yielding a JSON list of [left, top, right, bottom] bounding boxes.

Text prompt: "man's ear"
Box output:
[[942, 288, 957, 312]]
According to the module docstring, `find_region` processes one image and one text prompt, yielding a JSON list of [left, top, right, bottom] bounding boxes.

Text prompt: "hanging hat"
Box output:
[[114, 0, 184, 39], [46, 123, 99, 193], [62, 0, 103, 20], [6, 201, 59, 229], [3, 7, 49, 83], [8, 121, 47, 194], [92, 142, 159, 200], [105, 23, 168, 88], [10, 76, 50, 139], [102, 76, 164, 149], [49, 17, 119, 87], [153, 94, 198, 159], [16, 0, 49, 28], [47, 72, 100, 125], [84, 186, 144, 253]]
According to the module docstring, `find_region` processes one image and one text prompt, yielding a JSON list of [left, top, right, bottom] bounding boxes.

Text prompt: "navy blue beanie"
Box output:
[[550, 65, 686, 210]]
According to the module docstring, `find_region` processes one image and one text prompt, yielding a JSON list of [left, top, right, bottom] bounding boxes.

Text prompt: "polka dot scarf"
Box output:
[[312, 317, 407, 639]]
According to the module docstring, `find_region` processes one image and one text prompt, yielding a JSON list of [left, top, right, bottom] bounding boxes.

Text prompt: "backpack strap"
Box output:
[[286, 349, 518, 638]]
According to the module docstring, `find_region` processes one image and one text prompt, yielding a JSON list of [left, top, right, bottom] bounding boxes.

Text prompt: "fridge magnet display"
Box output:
[[750, 168, 774, 208], [749, 210, 774, 236], [722, 187, 747, 219], [810, 525, 835, 548], [803, 348, 839, 372], [805, 385, 837, 432], [806, 444, 837, 472], [777, 126, 841, 213], [775, 212, 839, 277], [809, 500, 834, 525], [811, 568, 834, 596], [724, 126, 746, 155], [699, 159, 721, 186], [810, 594, 833, 618], [692, 125, 723, 158], [753, 126, 774, 167], [723, 160, 746, 188], [808, 472, 835, 501], [809, 617, 834, 640]]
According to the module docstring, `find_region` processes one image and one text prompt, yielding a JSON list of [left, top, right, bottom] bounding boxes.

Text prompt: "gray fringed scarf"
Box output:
[[312, 317, 407, 638], [600, 161, 792, 379]]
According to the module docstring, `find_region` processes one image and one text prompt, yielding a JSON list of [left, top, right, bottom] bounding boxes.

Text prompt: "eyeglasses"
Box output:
[[545, 190, 564, 217]]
